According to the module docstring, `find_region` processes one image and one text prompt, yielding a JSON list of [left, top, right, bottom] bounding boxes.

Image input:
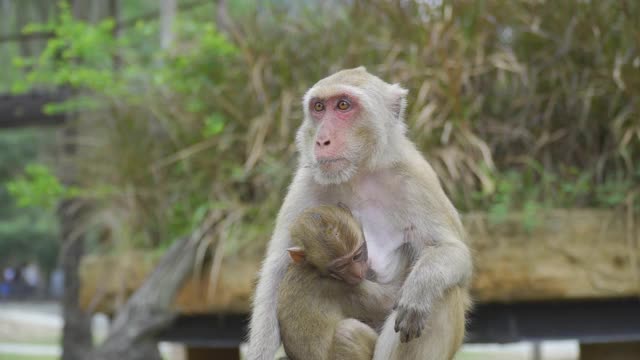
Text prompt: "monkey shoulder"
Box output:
[[393, 158, 438, 191], [394, 157, 461, 215]]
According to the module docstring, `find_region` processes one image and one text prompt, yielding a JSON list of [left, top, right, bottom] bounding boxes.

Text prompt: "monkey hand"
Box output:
[[393, 301, 429, 343]]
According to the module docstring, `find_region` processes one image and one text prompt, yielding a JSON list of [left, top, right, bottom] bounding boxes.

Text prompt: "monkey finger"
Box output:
[[400, 330, 410, 343], [410, 326, 419, 341], [403, 327, 417, 343], [395, 319, 408, 334], [394, 312, 406, 332], [401, 331, 410, 343]]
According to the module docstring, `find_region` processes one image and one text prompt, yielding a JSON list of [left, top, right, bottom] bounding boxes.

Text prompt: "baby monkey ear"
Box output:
[[336, 202, 352, 215], [287, 247, 306, 264]]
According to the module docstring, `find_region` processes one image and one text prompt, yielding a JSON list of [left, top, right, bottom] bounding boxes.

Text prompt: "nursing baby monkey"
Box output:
[[277, 204, 399, 360], [248, 67, 472, 360]]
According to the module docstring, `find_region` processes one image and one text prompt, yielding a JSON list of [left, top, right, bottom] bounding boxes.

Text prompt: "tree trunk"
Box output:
[[59, 199, 93, 360], [160, 0, 176, 49], [15, 0, 32, 57], [71, 0, 90, 21]]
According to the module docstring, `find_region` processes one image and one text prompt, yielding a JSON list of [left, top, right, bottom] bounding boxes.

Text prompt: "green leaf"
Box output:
[[203, 113, 226, 137], [10, 80, 29, 94], [6, 164, 69, 209]]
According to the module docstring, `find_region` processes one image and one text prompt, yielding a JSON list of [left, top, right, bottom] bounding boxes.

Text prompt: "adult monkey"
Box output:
[[247, 67, 472, 360]]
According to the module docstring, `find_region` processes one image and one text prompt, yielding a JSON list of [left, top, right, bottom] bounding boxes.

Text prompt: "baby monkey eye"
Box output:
[[352, 252, 363, 261], [313, 101, 325, 112], [337, 99, 351, 111]]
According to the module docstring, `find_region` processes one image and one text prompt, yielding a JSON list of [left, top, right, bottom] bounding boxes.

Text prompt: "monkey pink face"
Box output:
[[307, 93, 362, 177]]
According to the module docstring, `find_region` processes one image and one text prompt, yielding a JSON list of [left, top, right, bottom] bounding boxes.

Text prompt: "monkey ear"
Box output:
[[388, 84, 409, 121], [287, 247, 306, 264], [336, 202, 352, 215]]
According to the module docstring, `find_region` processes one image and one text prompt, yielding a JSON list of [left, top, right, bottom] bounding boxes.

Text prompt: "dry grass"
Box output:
[[55, 0, 639, 255]]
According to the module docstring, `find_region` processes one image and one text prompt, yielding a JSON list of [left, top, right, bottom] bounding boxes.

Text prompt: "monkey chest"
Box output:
[[352, 205, 406, 283]]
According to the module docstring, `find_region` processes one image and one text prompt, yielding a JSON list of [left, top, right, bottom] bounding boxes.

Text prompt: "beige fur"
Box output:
[[277, 205, 397, 360], [247, 67, 473, 360], [373, 287, 471, 360], [331, 318, 379, 360]]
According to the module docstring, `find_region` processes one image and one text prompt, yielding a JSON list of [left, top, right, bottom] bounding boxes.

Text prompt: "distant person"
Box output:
[[1, 266, 15, 298], [24, 262, 40, 287], [50, 268, 64, 299], [0, 267, 11, 299], [3, 266, 15, 282], [12, 263, 29, 299]]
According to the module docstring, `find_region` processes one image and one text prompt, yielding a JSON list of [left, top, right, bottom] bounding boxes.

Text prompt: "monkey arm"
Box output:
[[354, 280, 398, 323], [354, 281, 400, 328], [246, 171, 318, 360], [247, 250, 290, 360], [394, 229, 472, 343], [384, 157, 473, 343]]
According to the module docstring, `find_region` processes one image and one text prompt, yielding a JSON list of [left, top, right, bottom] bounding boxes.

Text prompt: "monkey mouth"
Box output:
[[316, 157, 349, 171], [316, 158, 349, 167]]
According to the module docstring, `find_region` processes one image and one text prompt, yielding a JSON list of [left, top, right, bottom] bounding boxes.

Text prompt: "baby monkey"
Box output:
[[277, 204, 397, 360]]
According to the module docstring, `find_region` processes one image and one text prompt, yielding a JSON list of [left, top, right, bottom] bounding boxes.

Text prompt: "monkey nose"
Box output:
[[349, 263, 365, 281], [316, 139, 331, 147]]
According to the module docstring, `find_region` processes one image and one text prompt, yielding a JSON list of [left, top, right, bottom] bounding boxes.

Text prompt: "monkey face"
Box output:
[[327, 240, 369, 286], [309, 94, 359, 160], [332, 257, 369, 285], [297, 90, 367, 185], [296, 67, 409, 185]]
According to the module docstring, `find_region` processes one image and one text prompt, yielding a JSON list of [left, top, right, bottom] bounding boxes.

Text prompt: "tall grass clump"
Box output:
[[10, 0, 640, 255]]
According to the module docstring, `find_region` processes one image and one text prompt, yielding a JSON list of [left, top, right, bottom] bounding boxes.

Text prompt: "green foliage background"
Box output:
[[0, 130, 58, 270], [4, 0, 640, 256]]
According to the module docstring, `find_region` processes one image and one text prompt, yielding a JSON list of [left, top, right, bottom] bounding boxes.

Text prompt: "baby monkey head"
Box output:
[[288, 203, 368, 285]]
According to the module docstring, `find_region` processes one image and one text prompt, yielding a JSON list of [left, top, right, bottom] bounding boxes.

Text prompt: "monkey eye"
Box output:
[[313, 101, 325, 112], [337, 99, 351, 111], [352, 252, 363, 261]]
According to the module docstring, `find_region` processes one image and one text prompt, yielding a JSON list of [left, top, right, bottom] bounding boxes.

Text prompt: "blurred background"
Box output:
[[0, 0, 638, 359]]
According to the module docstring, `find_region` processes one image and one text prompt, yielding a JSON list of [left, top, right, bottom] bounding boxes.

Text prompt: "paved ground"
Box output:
[[0, 301, 579, 360], [458, 342, 578, 360]]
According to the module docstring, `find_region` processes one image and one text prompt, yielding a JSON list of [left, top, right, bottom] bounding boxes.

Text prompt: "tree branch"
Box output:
[[89, 214, 219, 360]]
